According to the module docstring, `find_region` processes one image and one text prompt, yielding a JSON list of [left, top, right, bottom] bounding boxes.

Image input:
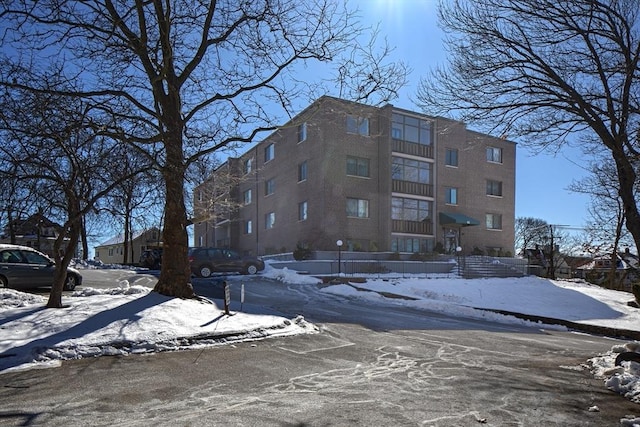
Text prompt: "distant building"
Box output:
[[194, 96, 516, 256], [0, 212, 70, 257], [574, 248, 640, 291], [94, 228, 162, 265]]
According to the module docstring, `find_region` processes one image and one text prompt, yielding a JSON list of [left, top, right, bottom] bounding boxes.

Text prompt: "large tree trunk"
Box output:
[[613, 148, 640, 253], [153, 129, 194, 298]]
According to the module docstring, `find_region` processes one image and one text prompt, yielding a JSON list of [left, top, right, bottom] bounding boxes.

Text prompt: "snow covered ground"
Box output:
[[2, 262, 640, 422]]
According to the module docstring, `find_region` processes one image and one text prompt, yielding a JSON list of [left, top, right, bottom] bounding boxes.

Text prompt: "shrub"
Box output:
[[472, 246, 484, 256], [293, 243, 313, 261]]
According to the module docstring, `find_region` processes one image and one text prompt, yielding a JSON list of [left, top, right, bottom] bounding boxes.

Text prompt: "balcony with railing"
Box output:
[[392, 179, 433, 197], [391, 139, 434, 159], [391, 219, 433, 235]]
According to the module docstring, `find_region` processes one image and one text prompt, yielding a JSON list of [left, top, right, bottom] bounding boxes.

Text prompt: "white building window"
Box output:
[[486, 213, 502, 230], [346, 198, 369, 218], [299, 201, 308, 221], [265, 143, 274, 162], [346, 115, 369, 136], [298, 122, 307, 143], [265, 212, 275, 229], [486, 147, 503, 163]]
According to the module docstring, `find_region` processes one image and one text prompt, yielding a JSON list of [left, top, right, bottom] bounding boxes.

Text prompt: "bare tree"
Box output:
[[0, 86, 143, 308], [101, 159, 163, 265], [570, 159, 633, 254], [569, 158, 636, 287], [417, 0, 640, 253], [515, 217, 549, 255], [0, 0, 408, 298]]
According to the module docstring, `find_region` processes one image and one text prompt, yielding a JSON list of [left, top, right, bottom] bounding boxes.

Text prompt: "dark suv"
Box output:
[[188, 247, 265, 277], [139, 248, 162, 269]]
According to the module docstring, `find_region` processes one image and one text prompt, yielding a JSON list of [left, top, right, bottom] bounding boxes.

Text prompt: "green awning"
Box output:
[[439, 212, 480, 227]]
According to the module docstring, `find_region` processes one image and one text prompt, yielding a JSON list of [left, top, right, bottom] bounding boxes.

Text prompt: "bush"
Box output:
[[293, 243, 313, 261]]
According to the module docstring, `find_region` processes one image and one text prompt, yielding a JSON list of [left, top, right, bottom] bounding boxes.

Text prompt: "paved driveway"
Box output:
[[1, 270, 637, 426]]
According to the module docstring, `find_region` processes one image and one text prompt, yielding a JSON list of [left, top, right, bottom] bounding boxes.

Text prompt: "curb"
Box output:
[[476, 308, 640, 341]]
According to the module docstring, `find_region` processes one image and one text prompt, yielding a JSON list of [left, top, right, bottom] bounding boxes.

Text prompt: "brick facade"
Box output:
[[193, 96, 515, 256]]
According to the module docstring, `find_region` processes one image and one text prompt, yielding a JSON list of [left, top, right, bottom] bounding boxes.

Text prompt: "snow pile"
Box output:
[[590, 342, 640, 405], [0, 286, 317, 374], [261, 263, 322, 285]]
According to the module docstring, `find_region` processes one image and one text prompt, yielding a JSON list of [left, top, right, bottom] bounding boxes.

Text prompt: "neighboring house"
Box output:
[[524, 246, 580, 279], [94, 228, 162, 265], [574, 249, 640, 291], [0, 212, 71, 258], [193, 96, 516, 256]]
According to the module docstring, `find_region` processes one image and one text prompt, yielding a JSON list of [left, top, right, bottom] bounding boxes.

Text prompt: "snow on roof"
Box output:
[[96, 228, 159, 247]]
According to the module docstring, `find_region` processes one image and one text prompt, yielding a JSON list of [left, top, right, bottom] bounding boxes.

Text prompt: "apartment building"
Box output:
[[193, 96, 515, 256]]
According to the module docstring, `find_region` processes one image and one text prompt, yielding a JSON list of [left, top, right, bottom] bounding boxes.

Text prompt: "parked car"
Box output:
[[188, 247, 265, 277], [139, 248, 163, 269], [0, 244, 82, 291]]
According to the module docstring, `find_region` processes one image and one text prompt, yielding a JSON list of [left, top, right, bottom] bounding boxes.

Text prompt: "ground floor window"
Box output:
[[391, 237, 435, 253]]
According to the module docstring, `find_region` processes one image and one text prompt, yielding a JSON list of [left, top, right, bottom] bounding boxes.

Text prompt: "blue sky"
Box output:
[[356, 0, 592, 228]]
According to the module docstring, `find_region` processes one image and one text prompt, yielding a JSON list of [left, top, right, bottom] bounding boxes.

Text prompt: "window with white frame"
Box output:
[[244, 220, 253, 234], [486, 213, 502, 230], [243, 158, 252, 174], [298, 161, 307, 182], [265, 143, 274, 162], [486, 180, 503, 197], [346, 198, 369, 218], [298, 201, 308, 221], [346, 156, 370, 177], [486, 147, 503, 163], [265, 212, 275, 229], [298, 122, 307, 143], [446, 187, 458, 205], [265, 178, 275, 196], [243, 189, 252, 205], [346, 115, 370, 136]]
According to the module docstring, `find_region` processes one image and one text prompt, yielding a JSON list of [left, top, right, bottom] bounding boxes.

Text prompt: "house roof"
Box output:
[[96, 228, 160, 247], [3, 213, 62, 237]]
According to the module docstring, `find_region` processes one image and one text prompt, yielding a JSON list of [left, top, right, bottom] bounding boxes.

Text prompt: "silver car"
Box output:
[[0, 244, 82, 291]]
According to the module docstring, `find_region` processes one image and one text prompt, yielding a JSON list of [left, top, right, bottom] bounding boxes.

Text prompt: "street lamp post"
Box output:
[[336, 240, 343, 275]]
